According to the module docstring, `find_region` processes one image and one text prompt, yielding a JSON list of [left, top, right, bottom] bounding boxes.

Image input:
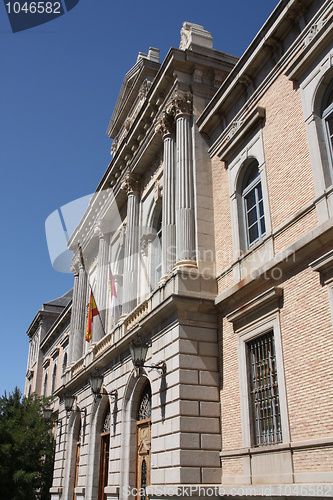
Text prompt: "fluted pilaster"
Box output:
[[68, 263, 79, 365], [156, 113, 176, 276], [72, 262, 88, 361], [94, 224, 108, 342], [167, 90, 196, 265], [121, 173, 140, 314]]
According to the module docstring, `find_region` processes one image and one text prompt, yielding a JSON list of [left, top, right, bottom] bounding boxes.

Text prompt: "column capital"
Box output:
[[70, 258, 80, 275], [121, 172, 141, 196], [166, 90, 192, 118], [155, 112, 175, 138], [94, 220, 107, 239]]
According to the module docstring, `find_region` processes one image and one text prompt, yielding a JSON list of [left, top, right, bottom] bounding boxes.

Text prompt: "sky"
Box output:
[[0, 0, 280, 397]]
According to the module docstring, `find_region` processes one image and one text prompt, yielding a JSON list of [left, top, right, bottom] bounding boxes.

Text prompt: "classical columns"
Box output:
[[121, 173, 141, 314], [94, 223, 108, 342], [155, 113, 176, 277], [68, 263, 79, 365], [71, 259, 88, 362], [167, 90, 196, 266]]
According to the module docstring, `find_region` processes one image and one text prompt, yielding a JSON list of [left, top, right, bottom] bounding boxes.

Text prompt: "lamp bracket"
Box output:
[[143, 361, 166, 376]]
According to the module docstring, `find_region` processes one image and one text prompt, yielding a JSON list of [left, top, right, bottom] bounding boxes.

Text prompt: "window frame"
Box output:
[[322, 81, 333, 175], [242, 160, 266, 249], [246, 330, 282, 446], [237, 313, 290, 449], [51, 363, 57, 395], [228, 129, 272, 260]]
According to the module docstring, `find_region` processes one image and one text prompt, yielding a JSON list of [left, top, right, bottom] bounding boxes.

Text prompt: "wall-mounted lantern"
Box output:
[[129, 335, 166, 375]]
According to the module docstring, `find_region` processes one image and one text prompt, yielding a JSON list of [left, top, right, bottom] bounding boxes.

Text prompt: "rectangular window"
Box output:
[[247, 331, 282, 446]]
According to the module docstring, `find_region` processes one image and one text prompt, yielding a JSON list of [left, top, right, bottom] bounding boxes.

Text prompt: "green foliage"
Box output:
[[0, 387, 55, 500]]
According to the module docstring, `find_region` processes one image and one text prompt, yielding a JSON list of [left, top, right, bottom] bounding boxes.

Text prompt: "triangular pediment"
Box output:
[[107, 51, 160, 141]]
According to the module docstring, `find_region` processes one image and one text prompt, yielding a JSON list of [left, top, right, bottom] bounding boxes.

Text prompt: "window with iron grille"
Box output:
[[247, 331, 282, 446]]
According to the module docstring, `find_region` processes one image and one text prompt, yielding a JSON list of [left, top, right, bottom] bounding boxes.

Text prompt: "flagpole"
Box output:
[[78, 242, 107, 338]]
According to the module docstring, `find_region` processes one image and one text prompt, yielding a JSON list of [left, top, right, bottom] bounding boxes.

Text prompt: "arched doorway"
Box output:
[[136, 383, 151, 500], [98, 405, 111, 500]]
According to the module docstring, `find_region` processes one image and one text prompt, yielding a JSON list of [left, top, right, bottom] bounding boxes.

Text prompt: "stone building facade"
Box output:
[[25, 1, 333, 499]]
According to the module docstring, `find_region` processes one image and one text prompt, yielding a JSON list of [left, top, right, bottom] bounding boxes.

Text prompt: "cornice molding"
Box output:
[[212, 106, 266, 161]]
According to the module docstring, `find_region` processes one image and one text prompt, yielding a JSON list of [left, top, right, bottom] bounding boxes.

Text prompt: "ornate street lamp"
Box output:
[[89, 368, 117, 401], [42, 407, 53, 422], [63, 393, 86, 417], [64, 393, 76, 412], [129, 335, 166, 375]]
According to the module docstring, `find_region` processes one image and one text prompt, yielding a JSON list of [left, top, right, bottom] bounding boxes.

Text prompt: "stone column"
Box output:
[[167, 90, 196, 266], [155, 112, 176, 278], [72, 260, 88, 362], [68, 261, 79, 365], [121, 173, 140, 314], [93, 223, 108, 343]]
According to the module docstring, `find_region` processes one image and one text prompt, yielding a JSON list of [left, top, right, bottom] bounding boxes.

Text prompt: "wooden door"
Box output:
[[98, 407, 111, 500], [98, 433, 110, 500], [73, 439, 80, 500], [136, 383, 152, 500], [136, 419, 151, 500]]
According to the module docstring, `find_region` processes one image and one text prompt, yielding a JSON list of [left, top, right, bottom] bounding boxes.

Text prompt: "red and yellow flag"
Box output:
[[85, 291, 99, 342]]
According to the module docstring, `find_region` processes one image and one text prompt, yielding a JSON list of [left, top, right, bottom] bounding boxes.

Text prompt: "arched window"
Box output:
[[242, 160, 266, 248], [51, 364, 57, 395], [136, 383, 151, 500], [62, 352, 68, 374], [155, 211, 162, 286], [43, 373, 48, 397], [322, 80, 333, 171]]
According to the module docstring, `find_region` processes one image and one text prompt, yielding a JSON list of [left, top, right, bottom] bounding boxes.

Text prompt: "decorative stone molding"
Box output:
[[179, 22, 213, 50], [228, 120, 244, 139], [94, 221, 107, 239], [304, 19, 327, 47], [166, 90, 192, 118], [155, 112, 175, 138], [139, 80, 150, 99], [121, 172, 141, 196], [140, 234, 150, 257], [193, 69, 203, 84], [119, 223, 126, 247], [153, 179, 162, 203], [111, 137, 118, 156], [70, 259, 79, 275]]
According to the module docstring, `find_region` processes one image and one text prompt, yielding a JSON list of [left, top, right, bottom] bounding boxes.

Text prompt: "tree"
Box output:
[[0, 387, 55, 500]]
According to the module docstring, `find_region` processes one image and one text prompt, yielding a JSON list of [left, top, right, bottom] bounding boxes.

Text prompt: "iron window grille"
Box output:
[[247, 331, 282, 446]]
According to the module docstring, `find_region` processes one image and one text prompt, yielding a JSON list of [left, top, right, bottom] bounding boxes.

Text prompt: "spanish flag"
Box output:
[[86, 291, 99, 342]]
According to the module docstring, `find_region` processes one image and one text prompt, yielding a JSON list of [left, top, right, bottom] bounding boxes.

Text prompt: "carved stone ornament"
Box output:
[[304, 19, 327, 47], [166, 90, 192, 118], [121, 172, 141, 196], [111, 137, 118, 156], [70, 258, 80, 275], [227, 120, 243, 140], [119, 223, 126, 247], [155, 112, 175, 138], [94, 221, 106, 239], [153, 180, 162, 203], [140, 234, 149, 257]]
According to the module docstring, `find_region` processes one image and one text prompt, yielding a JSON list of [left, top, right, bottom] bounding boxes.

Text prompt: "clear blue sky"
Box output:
[[0, 0, 280, 397]]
